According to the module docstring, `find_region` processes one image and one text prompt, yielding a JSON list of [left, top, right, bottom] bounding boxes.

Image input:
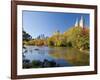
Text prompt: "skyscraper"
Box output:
[[74, 16, 84, 28], [79, 16, 84, 28], [75, 18, 78, 27]]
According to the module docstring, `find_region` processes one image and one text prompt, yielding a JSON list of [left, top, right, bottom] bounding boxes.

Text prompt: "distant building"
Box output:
[[75, 18, 78, 27], [37, 34, 48, 39], [53, 30, 60, 35], [74, 16, 84, 28]]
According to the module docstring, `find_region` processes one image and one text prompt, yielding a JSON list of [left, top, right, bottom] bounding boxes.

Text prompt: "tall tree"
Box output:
[[23, 30, 32, 41]]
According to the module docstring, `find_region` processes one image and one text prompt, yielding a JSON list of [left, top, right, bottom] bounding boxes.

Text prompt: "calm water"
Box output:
[[23, 46, 89, 68]]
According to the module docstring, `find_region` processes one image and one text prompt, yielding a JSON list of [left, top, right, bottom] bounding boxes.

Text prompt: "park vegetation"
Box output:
[[23, 26, 89, 51]]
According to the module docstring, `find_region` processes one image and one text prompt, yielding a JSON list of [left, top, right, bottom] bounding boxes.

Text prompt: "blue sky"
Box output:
[[22, 10, 90, 38]]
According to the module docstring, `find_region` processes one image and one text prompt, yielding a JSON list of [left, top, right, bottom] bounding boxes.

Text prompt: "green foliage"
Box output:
[[23, 30, 32, 41], [31, 60, 42, 68], [47, 32, 67, 47], [24, 26, 89, 50], [65, 27, 89, 50], [25, 39, 47, 46], [47, 37, 55, 46]]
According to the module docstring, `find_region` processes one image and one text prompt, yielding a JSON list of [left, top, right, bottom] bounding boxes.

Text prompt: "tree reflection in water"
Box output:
[[23, 59, 62, 68]]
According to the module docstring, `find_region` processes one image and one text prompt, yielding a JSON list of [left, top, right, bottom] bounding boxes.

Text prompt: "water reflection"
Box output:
[[23, 46, 89, 68]]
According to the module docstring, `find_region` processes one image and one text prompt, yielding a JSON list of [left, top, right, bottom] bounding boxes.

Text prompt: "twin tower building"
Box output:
[[74, 16, 85, 28]]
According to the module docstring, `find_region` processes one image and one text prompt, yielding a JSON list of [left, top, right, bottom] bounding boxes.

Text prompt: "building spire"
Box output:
[[79, 16, 84, 28], [75, 18, 78, 27], [74, 16, 85, 28]]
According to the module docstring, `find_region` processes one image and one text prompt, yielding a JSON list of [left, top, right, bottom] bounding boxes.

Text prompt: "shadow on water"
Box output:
[[23, 58, 72, 69]]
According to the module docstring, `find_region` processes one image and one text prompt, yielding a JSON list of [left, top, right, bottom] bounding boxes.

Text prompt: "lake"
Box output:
[[22, 46, 89, 68]]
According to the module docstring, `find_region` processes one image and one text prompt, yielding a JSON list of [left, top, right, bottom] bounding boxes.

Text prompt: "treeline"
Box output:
[[23, 26, 89, 50]]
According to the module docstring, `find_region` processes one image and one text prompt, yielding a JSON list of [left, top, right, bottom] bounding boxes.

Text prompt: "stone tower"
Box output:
[[75, 18, 78, 27], [74, 16, 84, 28], [79, 16, 84, 28]]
